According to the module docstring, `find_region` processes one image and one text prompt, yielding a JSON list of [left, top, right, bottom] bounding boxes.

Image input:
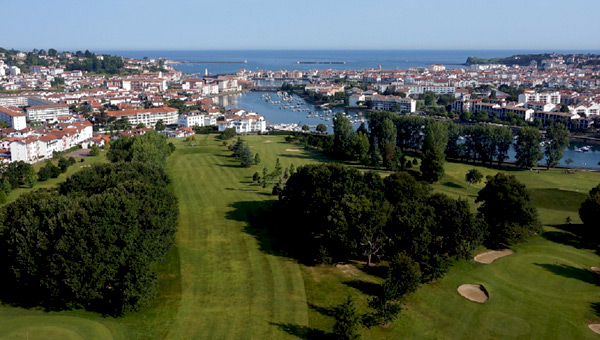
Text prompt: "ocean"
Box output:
[[97, 49, 600, 75]]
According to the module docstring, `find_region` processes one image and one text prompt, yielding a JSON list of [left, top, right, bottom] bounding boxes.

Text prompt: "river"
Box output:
[[218, 91, 600, 170]]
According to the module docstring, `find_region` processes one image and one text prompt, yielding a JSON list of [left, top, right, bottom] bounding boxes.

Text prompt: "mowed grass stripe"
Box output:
[[165, 136, 309, 339]]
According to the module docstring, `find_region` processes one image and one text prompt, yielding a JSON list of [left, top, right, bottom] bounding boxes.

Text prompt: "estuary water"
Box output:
[[220, 91, 600, 170]]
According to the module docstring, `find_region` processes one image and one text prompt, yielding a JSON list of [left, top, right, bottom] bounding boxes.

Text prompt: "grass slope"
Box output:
[[0, 135, 599, 339], [164, 135, 328, 339]]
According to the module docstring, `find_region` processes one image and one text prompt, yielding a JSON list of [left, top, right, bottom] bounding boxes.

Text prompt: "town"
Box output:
[[0, 48, 599, 164]]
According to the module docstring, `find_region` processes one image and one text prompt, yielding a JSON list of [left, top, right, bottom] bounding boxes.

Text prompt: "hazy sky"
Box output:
[[2, 0, 599, 51]]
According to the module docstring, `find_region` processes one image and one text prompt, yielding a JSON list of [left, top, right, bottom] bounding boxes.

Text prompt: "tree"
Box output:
[[386, 253, 421, 297], [367, 280, 402, 327], [1, 161, 37, 189], [333, 112, 355, 159], [544, 123, 569, 169], [579, 184, 600, 239], [107, 131, 170, 168], [90, 144, 100, 156], [316, 123, 327, 133], [252, 172, 260, 182], [514, 127, 543, 169], [154, 119, 166, 131], [333, 296, 362, 340], [420, 121, 448, 183], [465, 169, 483, 187], [289, 163, 295, 175], [220, 127, 236, 140], [232, 138, 245, 158], [254, 153, 261, 165], [273, 158, 282, 179], [369, 136, 381, 167], [353, 132, 370, 165], [240, 144, 254, 168], [301, 124, 309, 131], [476, 173, 540, 248], [0, 163, 178, 315], [261, 167, 269, 188]]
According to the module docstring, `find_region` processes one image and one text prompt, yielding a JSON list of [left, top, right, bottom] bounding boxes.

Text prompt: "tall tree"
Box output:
[[240, 144, 254, 168], [353, 132, 370, 165], [579, 184, 600, 239], [333, 112, 355, 159], [514, 127, 543, 169], [476, 173, 540, 248], [420, 121, 448, 183], [544, 123, 569, 169]]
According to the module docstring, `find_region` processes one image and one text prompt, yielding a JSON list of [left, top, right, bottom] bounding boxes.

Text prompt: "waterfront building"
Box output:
[[178, 111, 217, 127], [217, 112, 266, 134]]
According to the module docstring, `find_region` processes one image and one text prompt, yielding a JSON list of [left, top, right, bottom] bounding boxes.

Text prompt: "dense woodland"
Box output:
[[0, 131, 178, 315]]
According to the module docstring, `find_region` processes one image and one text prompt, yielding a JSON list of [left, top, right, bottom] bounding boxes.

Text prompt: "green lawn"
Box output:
[[0, 135, 599, 339]]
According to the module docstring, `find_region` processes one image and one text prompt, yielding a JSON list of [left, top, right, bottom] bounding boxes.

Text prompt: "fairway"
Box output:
[[0, 134, 599, 339]]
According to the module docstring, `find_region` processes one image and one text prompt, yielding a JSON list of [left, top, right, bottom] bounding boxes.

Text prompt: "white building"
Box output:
[[9, 66, 20, 76], [405, 85, 455, 95], [217, 113, 267, 134], [368, 94, 417, 113], [518, 89, 561, 104], [178, 111, 217, 127], [25, 104, 70, 123], [106, 107, 179, 128], [0, 106, 27, 130]]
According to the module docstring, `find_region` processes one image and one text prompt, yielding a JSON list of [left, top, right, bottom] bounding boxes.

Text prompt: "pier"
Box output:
[[165, 60, 247, 65]]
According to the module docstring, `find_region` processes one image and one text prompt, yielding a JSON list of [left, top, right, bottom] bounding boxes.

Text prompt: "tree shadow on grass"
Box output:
[[308, 303, 335, 317], [343, 280, 381, 296], [591, 302, 600, 318], [534, 263, 599, 285], [358, 264, 389, 280], [542, 224, 599, 254], [227, 200, 322, 265], [269, 322, 333, 340], [442, 181, 464, 189]]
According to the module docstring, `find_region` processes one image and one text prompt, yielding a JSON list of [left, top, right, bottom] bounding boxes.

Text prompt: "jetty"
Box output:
[[165, 60, 247, 65], [296, 61, 346, 64]]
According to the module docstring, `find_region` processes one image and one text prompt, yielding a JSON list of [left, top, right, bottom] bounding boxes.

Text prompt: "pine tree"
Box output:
[[240, 144, 254, 168], [254, 153, 261, 165], [334, 296, 362, 340]]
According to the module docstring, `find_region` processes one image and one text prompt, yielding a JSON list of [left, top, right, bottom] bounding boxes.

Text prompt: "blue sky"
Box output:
[[2, 0, 599, 51]]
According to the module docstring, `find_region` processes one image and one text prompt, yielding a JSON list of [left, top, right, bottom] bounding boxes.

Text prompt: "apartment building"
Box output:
[[106, 107, 179, 128]]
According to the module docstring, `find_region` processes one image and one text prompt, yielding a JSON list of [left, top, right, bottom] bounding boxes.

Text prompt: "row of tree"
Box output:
[[327, 111, 570, 182]]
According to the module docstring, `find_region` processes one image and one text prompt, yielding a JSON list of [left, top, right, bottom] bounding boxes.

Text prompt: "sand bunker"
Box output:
[[457, 284, 489, 303], [474, 249, 514, 264], [263, 140, 273, 143], [591, 267, 600, 274], [589, 323, 600, 334], [285, 148, 302, 152]]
